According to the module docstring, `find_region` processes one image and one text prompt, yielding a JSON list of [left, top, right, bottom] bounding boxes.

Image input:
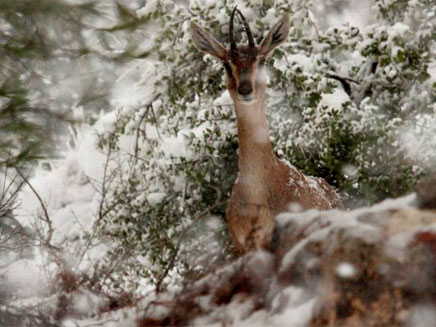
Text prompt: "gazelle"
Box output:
[[190, 8, 344, 253]]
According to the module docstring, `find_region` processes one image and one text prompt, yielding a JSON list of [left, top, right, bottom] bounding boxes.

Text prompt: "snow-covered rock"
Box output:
[[132, 190, 436, 326]]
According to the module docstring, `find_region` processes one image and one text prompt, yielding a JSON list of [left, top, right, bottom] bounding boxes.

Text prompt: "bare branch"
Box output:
[[15, 167, 53, 245]]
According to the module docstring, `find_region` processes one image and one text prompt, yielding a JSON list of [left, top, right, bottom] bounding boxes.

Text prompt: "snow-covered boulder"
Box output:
[[136, 189, 436, 326]]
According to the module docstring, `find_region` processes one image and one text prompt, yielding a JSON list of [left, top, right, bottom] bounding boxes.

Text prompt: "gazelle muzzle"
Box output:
[[237, 72, 254, 101]]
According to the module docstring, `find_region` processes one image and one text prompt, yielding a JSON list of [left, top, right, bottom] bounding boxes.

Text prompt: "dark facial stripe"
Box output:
[[223, 62, 232, 76]]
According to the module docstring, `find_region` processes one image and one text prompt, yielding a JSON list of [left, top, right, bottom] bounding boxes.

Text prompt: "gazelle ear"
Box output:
[[259, 14, 290, 57], [190, 21, 228, 61]]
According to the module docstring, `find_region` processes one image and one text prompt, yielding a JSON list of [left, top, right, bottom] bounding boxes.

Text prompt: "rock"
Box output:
[[137, 194, 436, 326]]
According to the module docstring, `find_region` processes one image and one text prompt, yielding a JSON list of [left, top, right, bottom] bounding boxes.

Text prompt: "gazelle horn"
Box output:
[[236, 9, 255, 48], [229, 6, 238, 52]]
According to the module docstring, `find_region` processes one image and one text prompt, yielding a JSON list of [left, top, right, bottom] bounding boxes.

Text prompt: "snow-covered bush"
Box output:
[[94, 0, 436, 290], [272, 0, 435, 206]]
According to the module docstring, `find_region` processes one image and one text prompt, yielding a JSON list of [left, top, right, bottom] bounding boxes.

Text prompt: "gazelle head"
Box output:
[[190, 7, 290, 104]]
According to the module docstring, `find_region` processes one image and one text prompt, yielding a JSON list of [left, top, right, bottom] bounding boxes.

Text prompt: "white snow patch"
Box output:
[[269, 287, 315, 327], [408, 304, 436, 327], [213, 90, 232, 106], [62, 306, 138, 327], [72, 288, 109, 316], [3, 259, 47, 297], [398, 114, 436, 170], [136, 0, 158, 18], [307, 177, 322, 193], [387, 22, 409, 43], [336, 262, 357, 279], [342, 164, 358, 178], [317, 88, 349, 111], [161, 121, 212, 160], [288, 54, 312, 68], [147, 192, 166, 206]]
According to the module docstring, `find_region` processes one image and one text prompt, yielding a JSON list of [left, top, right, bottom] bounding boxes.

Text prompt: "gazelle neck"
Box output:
[[233, 96, 276, 180]]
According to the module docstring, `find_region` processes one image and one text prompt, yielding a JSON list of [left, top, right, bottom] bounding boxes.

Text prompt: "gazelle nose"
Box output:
[[238, 82, 253, 96]]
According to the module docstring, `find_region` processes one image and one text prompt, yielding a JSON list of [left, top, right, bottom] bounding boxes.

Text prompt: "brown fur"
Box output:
[[227, 158, 344, 252], [225, 52, 344, 252]]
